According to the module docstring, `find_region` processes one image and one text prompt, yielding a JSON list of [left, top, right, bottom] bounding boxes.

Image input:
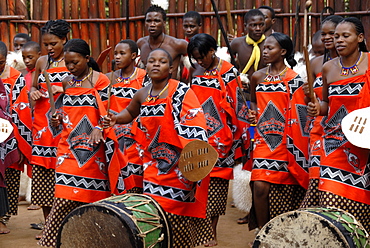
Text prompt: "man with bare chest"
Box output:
[[137, 5, 188, 79], [230, 9, 266, 82]]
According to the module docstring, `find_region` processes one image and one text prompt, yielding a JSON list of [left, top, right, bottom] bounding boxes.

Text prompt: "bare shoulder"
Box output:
[[36, 55, 49, 69], [137, 36, 149, 47], [231, 36, 245, 46], [251, 68, 266, 82]]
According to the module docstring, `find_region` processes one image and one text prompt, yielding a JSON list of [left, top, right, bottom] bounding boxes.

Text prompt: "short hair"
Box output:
[[22, 41, 41, 53], [64, 39, 101, 72], [312, 30, 322, 42], [269, 32, 297, 68], [258, 6, 275, 19], [41, 19, 70, 39], [184, 11, 202, 25], [0, 41, 7, 57], [145, 5, 166, 21], [148, 48, 173, 66], [244, 9, 265, 23], [187, 33, 218, 68], [118, 39, 138, 54], [14, 33, 31, 42]]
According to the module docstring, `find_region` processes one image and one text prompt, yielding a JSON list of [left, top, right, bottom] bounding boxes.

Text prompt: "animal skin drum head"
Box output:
[[0, 118, 13, 143], [341, 106, 370, 149], [253, 207, 369, 248], [178, 140, 218, 182]]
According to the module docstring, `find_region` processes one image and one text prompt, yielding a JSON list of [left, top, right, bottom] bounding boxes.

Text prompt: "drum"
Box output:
[[57, 193, 172, 248], [253, 207, 369, 248]]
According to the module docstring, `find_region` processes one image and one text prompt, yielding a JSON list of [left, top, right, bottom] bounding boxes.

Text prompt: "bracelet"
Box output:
[[94, 126, 103, 132]]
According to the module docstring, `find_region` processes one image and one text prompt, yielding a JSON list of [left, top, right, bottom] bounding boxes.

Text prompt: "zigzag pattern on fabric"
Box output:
[[140, 104, 166, 117], [0, 138, 18, 162], [38, 72, 70, 83], [119, 162, 143, 177], [63, 94, 98, 108], [172, 82, 207, 141], [256, 82, 286, 92], [11, 115, 32, 142], [313, 76, 323, 88], [56, 172, 110, 191], [191, 76, 221, 89], [221, 67, 237, 84], [32, 145, 57, 158], [287, 135, 309, 171], [143, 180, 196, 202], [105, 138, 115, 164], [218, 139, 240, 167], [328, 82, 364, 96], [9, 76, 25, 101], [321, 166, 370, 189], [309, 155, 320, 168], [288, 76, 304, 95], [112, 87, 138, 99], [252, 158, 289, 171]]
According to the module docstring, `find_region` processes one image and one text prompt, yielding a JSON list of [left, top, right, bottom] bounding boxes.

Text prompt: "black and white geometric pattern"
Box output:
[[253, 158, 289, 172], [143, 180, 196, 202], [140, 104, 166, 117], [63, 94, 98, 108], [236, 89, 249, 123], [119, 162, 143, 178], [313, 76, 323, 89], [309, 155, 320, 168], [221, 67, 237, 84], [296, 104, 309, 137], [47, 95, 63, 137], [172, 83, 207, 141], [99, 86, 139, 101], [32, 145, 57, 158], [323, 105, 348, 156], [0, 137, 18, 163], [287, 135, 309, 170], [256, 82, 286, 93], [257, 101, 285, 151], [191, 76, 221, 90], [328, 82, 364, 96], [201, 96, 223, 137], [288, 75, 304, 97], [38, 71, 70, 85], [67, 115, 100, 168], [149, 129, 180, 175], [320, 165, 370, 190], [56, 172, 109, 191]]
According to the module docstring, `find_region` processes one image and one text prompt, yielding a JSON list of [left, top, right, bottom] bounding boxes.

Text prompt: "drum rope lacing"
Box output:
[[116, 197, 166, 247]]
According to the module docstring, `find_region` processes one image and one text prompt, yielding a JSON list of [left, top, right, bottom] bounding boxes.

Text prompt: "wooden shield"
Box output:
[[178, 140, 218, 182], [0, 118, 13, 143], [342, 106, 370, 149]]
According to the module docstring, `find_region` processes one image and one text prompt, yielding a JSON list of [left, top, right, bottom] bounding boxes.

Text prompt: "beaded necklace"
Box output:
[[50, 57, 64, 68], [68, 67, 93, 87], [116, 67, 137, 84], [264, 65, 288, 82], [339, 51, 363, 76], [204, 58, 221, 76], [146, 82, 169, 102]]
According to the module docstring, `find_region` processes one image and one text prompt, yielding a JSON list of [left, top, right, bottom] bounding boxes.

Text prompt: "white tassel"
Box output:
[[151, 0, 169, 10], [232, 163, 252, 213]]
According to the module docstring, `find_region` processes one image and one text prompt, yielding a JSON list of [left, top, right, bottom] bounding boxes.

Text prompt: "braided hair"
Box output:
[[64, 39, 100, 72], [340, 17, 368, 53], [41, 19, 70, 40]]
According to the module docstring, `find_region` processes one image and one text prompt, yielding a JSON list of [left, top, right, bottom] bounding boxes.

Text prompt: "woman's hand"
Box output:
[[30, 87, 45, 101], [307, 97, 320, 117], [50, 114, 62, 127], [102, 112, 117, 129], [51, 85, 64, 94], [89, 127, 105, 144], [248, 109, 257, 124]]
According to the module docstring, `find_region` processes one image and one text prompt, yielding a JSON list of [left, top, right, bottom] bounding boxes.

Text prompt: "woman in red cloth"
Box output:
[[103, 40, 148, 194], [0, 41, 32, 230], [29, 20, 71, 239], [300, 15, 343, 208], [249, 32, 308, 230], [307, 17, 370, 232], [187, 33, 250, 247], [39, 39, 120, 247], [104, 48, 212, 247]]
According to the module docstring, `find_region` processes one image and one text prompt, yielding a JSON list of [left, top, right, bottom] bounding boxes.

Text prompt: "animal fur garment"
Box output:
[[232, 163, 252, 213]]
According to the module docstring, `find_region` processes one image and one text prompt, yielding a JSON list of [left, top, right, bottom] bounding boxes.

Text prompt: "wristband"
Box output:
[[94, 125, 103, 132]]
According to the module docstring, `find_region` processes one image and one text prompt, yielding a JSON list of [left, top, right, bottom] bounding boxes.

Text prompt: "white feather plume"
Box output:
[[7, 50, 26, 71], [151, 0, 169, 10]]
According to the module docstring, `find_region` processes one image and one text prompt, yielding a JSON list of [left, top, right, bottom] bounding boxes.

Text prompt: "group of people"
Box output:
[[0, 3, 369, 248]]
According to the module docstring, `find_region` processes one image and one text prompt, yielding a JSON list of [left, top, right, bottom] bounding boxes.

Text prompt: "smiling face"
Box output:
[[22, 47, 41, 70], [245, 15, 265, 41], [42, 33, 66, 60], [321, 21, 337, 50], [145, 12, 165, 37], [64, 51, 89, 78], [114, 43, 136, 70], [183, 17, 201, 40], [146, 49, 173, 81], [262, 36, 285, 64], [334, 22, 363, 57]]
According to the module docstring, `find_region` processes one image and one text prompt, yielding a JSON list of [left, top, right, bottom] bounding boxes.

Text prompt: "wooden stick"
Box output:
[[43, 71, 56, 116], [225, 0, 234, 35], [303, 0, 315, 101], [106, 70, 115, 113]]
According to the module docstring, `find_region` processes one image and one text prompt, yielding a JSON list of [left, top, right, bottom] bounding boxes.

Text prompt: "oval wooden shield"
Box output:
[[342, 106, 370, 149], [0, 118, 13, 143], [178, 140, 218, 182]]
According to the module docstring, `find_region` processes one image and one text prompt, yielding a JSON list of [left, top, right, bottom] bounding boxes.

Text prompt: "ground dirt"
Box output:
[[0, 182, 256, 248]]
